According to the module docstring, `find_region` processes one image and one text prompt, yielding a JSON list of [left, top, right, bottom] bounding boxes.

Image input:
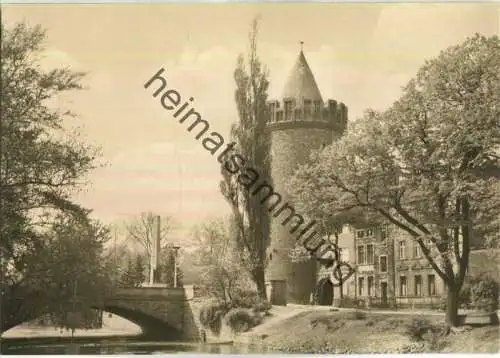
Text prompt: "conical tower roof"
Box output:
[[281, 50, 323, 103]]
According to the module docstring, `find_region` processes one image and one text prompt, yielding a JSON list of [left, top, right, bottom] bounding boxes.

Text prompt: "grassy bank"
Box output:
[[248, 310, 499, 353]]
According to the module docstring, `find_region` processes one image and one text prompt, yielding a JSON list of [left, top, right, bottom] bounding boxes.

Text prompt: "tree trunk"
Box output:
[[446, 283, 460, 327], [252, 266, 267, 300]]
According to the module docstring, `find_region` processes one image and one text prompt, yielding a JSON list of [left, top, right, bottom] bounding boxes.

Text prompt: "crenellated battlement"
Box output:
[[267, 47, 349, 305], [267, 98, 347, 133]]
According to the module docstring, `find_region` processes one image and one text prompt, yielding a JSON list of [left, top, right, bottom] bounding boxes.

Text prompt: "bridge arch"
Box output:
[[2, 287, 196, 341], [98, 305, 182, 340]]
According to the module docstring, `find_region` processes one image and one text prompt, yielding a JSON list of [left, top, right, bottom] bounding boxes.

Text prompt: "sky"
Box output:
[[2, 3, 499, 240]]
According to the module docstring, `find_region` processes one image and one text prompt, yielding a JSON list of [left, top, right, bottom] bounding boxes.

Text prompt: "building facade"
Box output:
[[316, 224, 447, 308]]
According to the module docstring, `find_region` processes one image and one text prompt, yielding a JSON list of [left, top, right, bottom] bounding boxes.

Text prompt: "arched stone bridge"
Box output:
[[99, 285, 201, 341]]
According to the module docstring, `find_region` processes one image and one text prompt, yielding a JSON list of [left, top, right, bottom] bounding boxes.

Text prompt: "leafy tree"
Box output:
[[219, 17, 272, 299], [0, 22, 103, 332], [119, 256, 137, 288], [132, 253, 146, 286], [192, 218, 249, 303], [119, 253, 146, 287], [286, 170, 372, 299], [288, 34, 500, 326], [125, 212, 174, 281], [2, 214, 113, 331], [158, 246, 183, 287]]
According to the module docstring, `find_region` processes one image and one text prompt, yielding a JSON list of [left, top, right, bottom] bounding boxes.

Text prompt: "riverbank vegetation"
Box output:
[[258, 310, 499, 353], [188, 217, 271, 335]]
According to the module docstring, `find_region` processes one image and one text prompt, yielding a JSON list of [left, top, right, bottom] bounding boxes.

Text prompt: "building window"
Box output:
[[340, 248, 349, 262], [367, 244, 374, 265], [399, 241, 406, 259], [400, 276, 407, 296], [428, 274, 436, 296], [284, 100, 293, 120], [314, 100, 321, 114], [379, 255, 388, 273], [357, 245, 365, 264], [356, 229, 374, 239], [358, 277, 364, 296], [414, 243, 422, 258], [304, 100, 312, 117], [368, 276, 374, 297], [415, 275, 422, 296], [380, 225, 388, 240]]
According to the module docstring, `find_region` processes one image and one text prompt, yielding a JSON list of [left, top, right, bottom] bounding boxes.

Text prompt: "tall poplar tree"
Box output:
[[220, 18, 272, 299]]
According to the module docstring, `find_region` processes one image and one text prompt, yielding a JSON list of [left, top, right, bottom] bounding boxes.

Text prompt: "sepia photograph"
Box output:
[[1, 1, 499, 354]]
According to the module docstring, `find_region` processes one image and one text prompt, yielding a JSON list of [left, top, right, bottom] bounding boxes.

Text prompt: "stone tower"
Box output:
[[266, 48, 348, 305]]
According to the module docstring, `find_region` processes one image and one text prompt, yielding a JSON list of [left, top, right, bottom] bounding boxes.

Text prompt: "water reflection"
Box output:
[[3, 340, 271, 355]]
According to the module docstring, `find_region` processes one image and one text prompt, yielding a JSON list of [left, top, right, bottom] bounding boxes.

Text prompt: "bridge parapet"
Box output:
[[112, 287, 187, 300]]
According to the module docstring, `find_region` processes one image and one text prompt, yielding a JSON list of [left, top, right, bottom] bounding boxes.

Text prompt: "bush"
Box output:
[[339, 297, 364, 308], [199, 301, 230, 336], [405, 318, 434, 341], [349, 310, 367, 320], [469, 275, 499, 312], [231, 289, 271, 313], [439, 280, 473, 310], [224, 308, 255, 333]]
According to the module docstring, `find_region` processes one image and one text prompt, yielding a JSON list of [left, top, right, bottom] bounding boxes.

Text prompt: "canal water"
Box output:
[[2, 341, 271, 354], [1, 314, 274, 354]]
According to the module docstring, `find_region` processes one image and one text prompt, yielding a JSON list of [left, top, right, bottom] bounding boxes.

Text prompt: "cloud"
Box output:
[[40, 49, 85, 72], [77, 140, 229, 226]]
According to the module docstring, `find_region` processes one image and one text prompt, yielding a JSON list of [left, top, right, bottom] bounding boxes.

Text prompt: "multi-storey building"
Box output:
[[390, 229, 445, 308], [316, 224, 447, 308]]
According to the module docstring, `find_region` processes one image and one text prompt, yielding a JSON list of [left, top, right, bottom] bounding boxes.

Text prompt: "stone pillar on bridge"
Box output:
[[149, 215, 162, 285]]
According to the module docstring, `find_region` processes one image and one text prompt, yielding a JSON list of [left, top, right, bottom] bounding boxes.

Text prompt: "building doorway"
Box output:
[[381, 282, 388, 306], [317, 278, 334, 306]]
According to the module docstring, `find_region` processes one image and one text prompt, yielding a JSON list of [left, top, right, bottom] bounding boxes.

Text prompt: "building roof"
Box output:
[[281, 50, 323, 103]]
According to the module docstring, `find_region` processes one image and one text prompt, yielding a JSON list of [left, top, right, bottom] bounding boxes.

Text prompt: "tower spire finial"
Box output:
[[300, 41, 304, 52]]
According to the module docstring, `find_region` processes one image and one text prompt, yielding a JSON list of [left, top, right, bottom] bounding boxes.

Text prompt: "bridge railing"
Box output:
[[112, 287, 187, 300]]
